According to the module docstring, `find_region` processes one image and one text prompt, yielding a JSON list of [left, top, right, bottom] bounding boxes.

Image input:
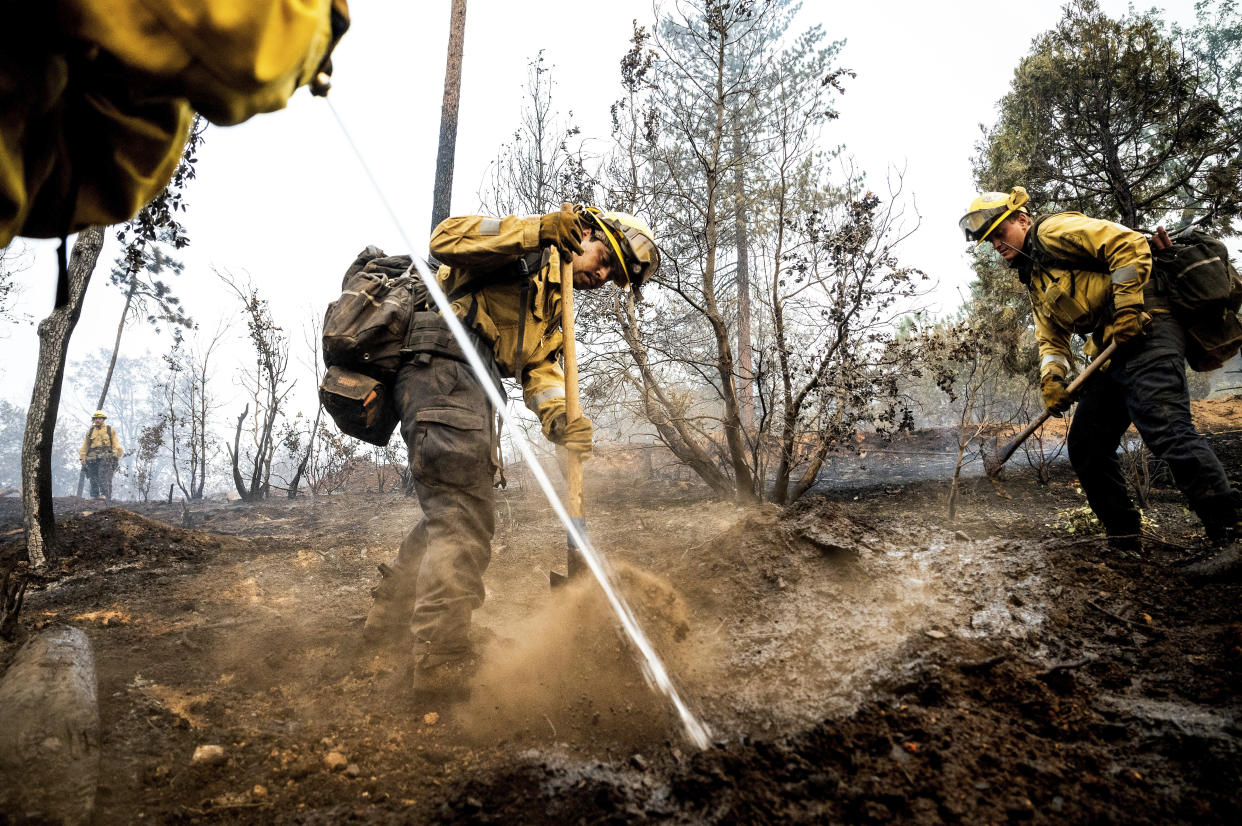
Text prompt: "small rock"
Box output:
[[423, 711, 440, 726], [345, 763, 361, 778], [925, 629, 947, 639], [324, 751, 349, 772], [630, 753, 648, 771], [252, 785, 268, 798], [192, 745, 226, 766], [954, 530, 971, 542]]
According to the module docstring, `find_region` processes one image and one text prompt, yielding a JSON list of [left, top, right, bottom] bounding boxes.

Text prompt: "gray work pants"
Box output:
[[391, 354, 496, 653], [84, 455, 116, 500]]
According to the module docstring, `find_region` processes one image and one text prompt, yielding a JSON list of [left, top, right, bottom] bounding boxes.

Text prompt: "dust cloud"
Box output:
[[458, 563, 723, 748]]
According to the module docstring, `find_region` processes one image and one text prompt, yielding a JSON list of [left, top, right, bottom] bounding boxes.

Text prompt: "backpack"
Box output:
[[318, 246, 538, 444], [322, 247, 430, 382], [318, 366, 400, 447], [1151, 230, 1242, 371], [1028, 216, 1242, 371], [320, 247, 428, 444]]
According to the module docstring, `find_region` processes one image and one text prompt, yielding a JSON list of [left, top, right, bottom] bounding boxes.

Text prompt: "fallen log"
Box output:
[[0, 626, 100, 825]]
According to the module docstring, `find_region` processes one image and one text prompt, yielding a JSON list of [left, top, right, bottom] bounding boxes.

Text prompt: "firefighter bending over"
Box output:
[[960, 187, 1241, 578], [365, 205, 660, 694]]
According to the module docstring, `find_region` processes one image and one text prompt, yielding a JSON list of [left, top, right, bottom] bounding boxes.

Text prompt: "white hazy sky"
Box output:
[[0, 0, 1207, 425]]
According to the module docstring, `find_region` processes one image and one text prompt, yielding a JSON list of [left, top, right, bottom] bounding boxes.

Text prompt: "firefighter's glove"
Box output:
[[1108, 308, 1149, 345], [539, 212, 584, 256], [548, 412, 594, 458], [310, 0, 352, 96], [1041, 374, 1073, 417]]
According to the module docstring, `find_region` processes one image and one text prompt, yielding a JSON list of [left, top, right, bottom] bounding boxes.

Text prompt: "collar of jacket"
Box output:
[[1011, 232, 1035, 286]]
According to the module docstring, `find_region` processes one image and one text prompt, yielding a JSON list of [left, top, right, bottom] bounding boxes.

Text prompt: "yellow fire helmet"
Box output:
[[959, 186, 1030, 245], [578, 206, 661, 300], [92, 410, 106, 419]]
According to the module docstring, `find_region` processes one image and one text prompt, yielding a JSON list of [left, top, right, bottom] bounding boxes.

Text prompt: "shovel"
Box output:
[[986, 340, 1118, 478], [549, 239, 588, 587]]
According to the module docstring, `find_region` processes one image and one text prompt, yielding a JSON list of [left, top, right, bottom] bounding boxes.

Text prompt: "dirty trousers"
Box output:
[[84, 456, 115, 500], [391, 354, 495, 653], [1067, 314, 1237, 533]]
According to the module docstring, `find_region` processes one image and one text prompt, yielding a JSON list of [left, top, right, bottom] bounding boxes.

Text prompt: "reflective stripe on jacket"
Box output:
[[429, 215, 568, 435], [1022, 212, 1151, 379]]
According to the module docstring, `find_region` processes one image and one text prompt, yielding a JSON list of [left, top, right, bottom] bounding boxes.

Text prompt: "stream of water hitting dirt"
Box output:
[[328, 101, 713, 749]]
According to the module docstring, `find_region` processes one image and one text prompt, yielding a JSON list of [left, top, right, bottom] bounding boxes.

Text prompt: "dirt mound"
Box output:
[[1193, 392, 1242, 432], [12, 507, 240, 573]]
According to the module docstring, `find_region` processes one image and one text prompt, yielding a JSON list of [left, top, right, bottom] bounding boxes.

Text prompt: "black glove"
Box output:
[[1041, 374, 1072, 417], [539, 212, 584, 256]]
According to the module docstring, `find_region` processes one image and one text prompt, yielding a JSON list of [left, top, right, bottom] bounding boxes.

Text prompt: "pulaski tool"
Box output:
[[986, 340, 1119, 478], [550, 215, 588, 587]]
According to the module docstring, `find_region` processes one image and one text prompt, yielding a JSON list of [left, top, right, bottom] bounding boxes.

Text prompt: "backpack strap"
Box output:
[[447, 251, 542, 304], [1028, 214, 1112, 275], [447, 251, 543, 333], [1024, 213, 1113, 302]]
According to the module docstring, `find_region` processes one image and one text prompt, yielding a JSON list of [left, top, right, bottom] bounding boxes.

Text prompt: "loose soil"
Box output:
[[1, 402, 1240, 824]]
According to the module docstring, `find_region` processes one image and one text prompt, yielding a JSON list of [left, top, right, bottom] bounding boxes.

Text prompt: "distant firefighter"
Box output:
[[79, 411, 124, 503]]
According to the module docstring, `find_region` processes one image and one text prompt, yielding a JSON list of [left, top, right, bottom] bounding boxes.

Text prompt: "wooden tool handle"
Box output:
[[558, 239, 584, 524], [988, 341, 1119, 475]]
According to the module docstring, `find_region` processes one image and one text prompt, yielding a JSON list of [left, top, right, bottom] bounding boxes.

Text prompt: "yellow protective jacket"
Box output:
[[1018, 212, 1152, 379], [79, 425, 124, 462], [429, 215, 569, 436], [1, 0, 339, 248]]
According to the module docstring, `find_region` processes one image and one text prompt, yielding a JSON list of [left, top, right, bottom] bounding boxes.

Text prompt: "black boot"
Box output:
[[1182, 538, 1242, 582], [363, 563, 416, 644], [1103, 512, 1143, 554], [1183, 491, 1242, 582]]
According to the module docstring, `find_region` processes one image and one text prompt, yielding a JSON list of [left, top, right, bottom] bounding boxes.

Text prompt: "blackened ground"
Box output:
[[0, 427, 1239, 825]]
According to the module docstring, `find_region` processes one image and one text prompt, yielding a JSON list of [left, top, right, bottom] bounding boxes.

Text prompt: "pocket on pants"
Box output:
[[413, 406, 490, 488]]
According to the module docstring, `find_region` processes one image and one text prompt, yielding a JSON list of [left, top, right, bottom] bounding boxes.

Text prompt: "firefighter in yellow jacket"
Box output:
[[961, 187, 1241, 573], [79, 411, 124, 502], [364, 206, 660, 694], [1, 0, 348, 249]]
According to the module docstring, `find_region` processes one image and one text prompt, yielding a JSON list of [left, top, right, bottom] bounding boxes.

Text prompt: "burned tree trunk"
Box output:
[[431, 0, 467, 232], [229, 404, 250, 501], [287, 402, 322, 499], [22, 228, 104, 568]]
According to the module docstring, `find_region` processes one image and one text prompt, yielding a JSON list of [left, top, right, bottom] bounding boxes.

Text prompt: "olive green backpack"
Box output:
[[319, 247, 428, 446], [1152, 230, 1242, 371]]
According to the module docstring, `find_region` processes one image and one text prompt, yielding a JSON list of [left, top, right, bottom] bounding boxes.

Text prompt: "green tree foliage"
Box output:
[[1181, 0, 1242, 134], [974, 0, 1241, 230]]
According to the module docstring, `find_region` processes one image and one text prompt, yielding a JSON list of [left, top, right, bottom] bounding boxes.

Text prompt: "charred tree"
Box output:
[[431, 0, 467, 232], [22, 227, 104, 567], [228, 404, 249, 501]]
